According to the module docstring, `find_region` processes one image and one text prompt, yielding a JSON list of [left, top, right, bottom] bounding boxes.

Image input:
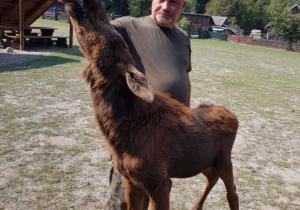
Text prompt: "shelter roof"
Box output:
[[0, 0, 57, 27], [212, 16, 228, 26]]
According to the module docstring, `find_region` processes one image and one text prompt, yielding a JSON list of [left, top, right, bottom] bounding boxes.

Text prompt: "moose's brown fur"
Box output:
[[63, 0, 239, 209]]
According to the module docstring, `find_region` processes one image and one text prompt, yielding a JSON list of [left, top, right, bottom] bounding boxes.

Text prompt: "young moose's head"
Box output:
[[63, 0, 129, 65], [62, 0, 154, 103]]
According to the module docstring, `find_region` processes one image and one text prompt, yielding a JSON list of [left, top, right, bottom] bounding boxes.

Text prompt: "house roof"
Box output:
[[181, 12, 211, 18], [223, 24, 239, 35], [212, 16, 228, 26], [0, 0, 57, 27], [288, 3, 300, 12]]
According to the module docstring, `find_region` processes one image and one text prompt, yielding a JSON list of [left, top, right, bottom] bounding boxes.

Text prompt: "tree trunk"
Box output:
[[286, 39, 293, 51]]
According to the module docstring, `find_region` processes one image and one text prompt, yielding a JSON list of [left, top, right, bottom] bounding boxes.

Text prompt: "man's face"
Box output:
[[151, 0, 186, 29]]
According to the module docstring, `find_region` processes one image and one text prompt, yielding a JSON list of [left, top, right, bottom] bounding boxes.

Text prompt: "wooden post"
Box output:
[[19, 0, 25, 50], [69, 21, 73, 48]]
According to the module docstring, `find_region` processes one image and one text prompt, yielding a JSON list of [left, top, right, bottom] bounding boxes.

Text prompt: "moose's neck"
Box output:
[[88, 72, 134, 132]]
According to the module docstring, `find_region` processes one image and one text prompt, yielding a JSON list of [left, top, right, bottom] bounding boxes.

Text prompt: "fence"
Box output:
[[227, 34, 300, 52], [227, 35, 252, 45], [41, 11, 69, 21]]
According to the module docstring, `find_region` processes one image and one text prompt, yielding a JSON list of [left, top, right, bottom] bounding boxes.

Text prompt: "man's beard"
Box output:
[[155, 13, 172, 24]]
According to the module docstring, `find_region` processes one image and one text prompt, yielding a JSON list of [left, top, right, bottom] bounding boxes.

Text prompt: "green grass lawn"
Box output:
[[0, 19, 299, 209]]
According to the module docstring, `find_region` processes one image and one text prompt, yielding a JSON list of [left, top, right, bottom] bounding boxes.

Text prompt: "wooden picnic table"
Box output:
[[0, 25, 69, 48], [0, 25, 58, 29], [0, 25, 58, 36], [25, 26, 58, 36]]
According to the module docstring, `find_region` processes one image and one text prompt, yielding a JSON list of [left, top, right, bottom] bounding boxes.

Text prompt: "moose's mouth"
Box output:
[[63, 0, 105, 27], [63, 0, 86, 26]]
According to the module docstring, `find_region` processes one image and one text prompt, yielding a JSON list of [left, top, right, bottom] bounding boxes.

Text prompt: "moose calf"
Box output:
[[63, 0, 239, 209]]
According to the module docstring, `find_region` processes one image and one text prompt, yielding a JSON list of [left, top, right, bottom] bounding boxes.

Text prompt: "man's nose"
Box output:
[[161, 1, 170, 11]]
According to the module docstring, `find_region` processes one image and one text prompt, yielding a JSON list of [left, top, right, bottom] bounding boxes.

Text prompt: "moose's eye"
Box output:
[[112, 35, 119, 41]]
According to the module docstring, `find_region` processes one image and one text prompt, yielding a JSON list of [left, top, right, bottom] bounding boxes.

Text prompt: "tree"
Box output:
[[184, 0, 199, 13], [271, 11, 300, 51], [260, 0, 271, 5], [267, 0, 300, 20], [184, 0, 209, 14], [253, 0, 268, 30], [103, 0, 129, 16], [205, 0, 242, 27], [238, 0, 268, 34], [115, 0, 129, 16], [102, 0, 113, 13], [129, 0, 151, 17], [197, 0, 210, 14], [177, 16, 191, 34]]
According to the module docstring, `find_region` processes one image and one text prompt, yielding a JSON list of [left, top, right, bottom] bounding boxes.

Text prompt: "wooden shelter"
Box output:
[[0, 0, 73, 50], [179, 12, 214, 35]]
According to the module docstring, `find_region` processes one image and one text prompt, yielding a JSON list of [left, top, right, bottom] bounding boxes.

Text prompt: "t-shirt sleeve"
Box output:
[[111, 19, 125, 35]]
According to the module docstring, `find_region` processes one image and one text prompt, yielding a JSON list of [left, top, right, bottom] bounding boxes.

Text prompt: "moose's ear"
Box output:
[[80, 64, 93, 83], [125, 66, 154, 103]]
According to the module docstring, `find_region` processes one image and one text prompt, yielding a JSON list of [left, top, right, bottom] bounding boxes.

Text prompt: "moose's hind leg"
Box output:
[[192, 167, 219, 210], [218, 159, 239, 210]]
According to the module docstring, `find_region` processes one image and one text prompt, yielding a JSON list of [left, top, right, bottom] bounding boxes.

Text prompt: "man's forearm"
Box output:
[[186, 73, 191, 107]]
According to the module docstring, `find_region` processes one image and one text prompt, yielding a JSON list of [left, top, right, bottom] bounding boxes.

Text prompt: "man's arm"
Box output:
[[186, 73, 191, 107]]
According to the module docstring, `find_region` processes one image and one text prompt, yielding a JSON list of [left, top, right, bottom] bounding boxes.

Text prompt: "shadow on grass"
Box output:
[[0, 47, 84, 73]]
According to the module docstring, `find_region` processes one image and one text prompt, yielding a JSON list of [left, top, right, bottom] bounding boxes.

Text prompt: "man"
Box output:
[[105, 0, 191, 208]]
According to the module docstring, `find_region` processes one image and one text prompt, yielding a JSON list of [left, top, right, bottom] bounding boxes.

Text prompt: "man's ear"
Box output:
[[125, 65, 154, 103], [182, 0, 187, 10]]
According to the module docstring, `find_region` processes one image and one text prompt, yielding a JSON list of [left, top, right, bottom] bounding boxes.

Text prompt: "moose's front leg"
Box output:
[[123, 178, 145, 210], [149, 178, 172, 210]]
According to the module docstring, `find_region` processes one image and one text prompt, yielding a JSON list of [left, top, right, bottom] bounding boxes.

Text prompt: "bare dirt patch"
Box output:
[[0, 47, 79, 65]]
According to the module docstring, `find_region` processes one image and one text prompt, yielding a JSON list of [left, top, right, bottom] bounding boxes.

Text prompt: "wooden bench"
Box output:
[[6, 35, 68, 48]]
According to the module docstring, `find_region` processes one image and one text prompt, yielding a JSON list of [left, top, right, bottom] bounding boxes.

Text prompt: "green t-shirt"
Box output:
[[111, 16, 192, 105]]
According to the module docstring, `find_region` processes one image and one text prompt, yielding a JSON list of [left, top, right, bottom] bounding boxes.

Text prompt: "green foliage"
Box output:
[[238, 0, 268, 34], [204, 0, 270, 34], [101, 0, 300, 36], [205, 0, 240, 17], [177, 16, 191, 33], [267, 0, 300, 20], [185, 0, 195, 13], [178, 16, 191, 27], [271, 11, 300, 40], [270, 6, 300, 51], [103, 0, 129, 16], [129, 0, 151, 17], [260, 0, 271, 5], [197, 0, 210, 14], [205, 0, 243, 28]]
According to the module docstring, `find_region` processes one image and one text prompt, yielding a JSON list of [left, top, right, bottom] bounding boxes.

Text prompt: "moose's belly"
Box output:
[[169, 156, 215, 178]]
